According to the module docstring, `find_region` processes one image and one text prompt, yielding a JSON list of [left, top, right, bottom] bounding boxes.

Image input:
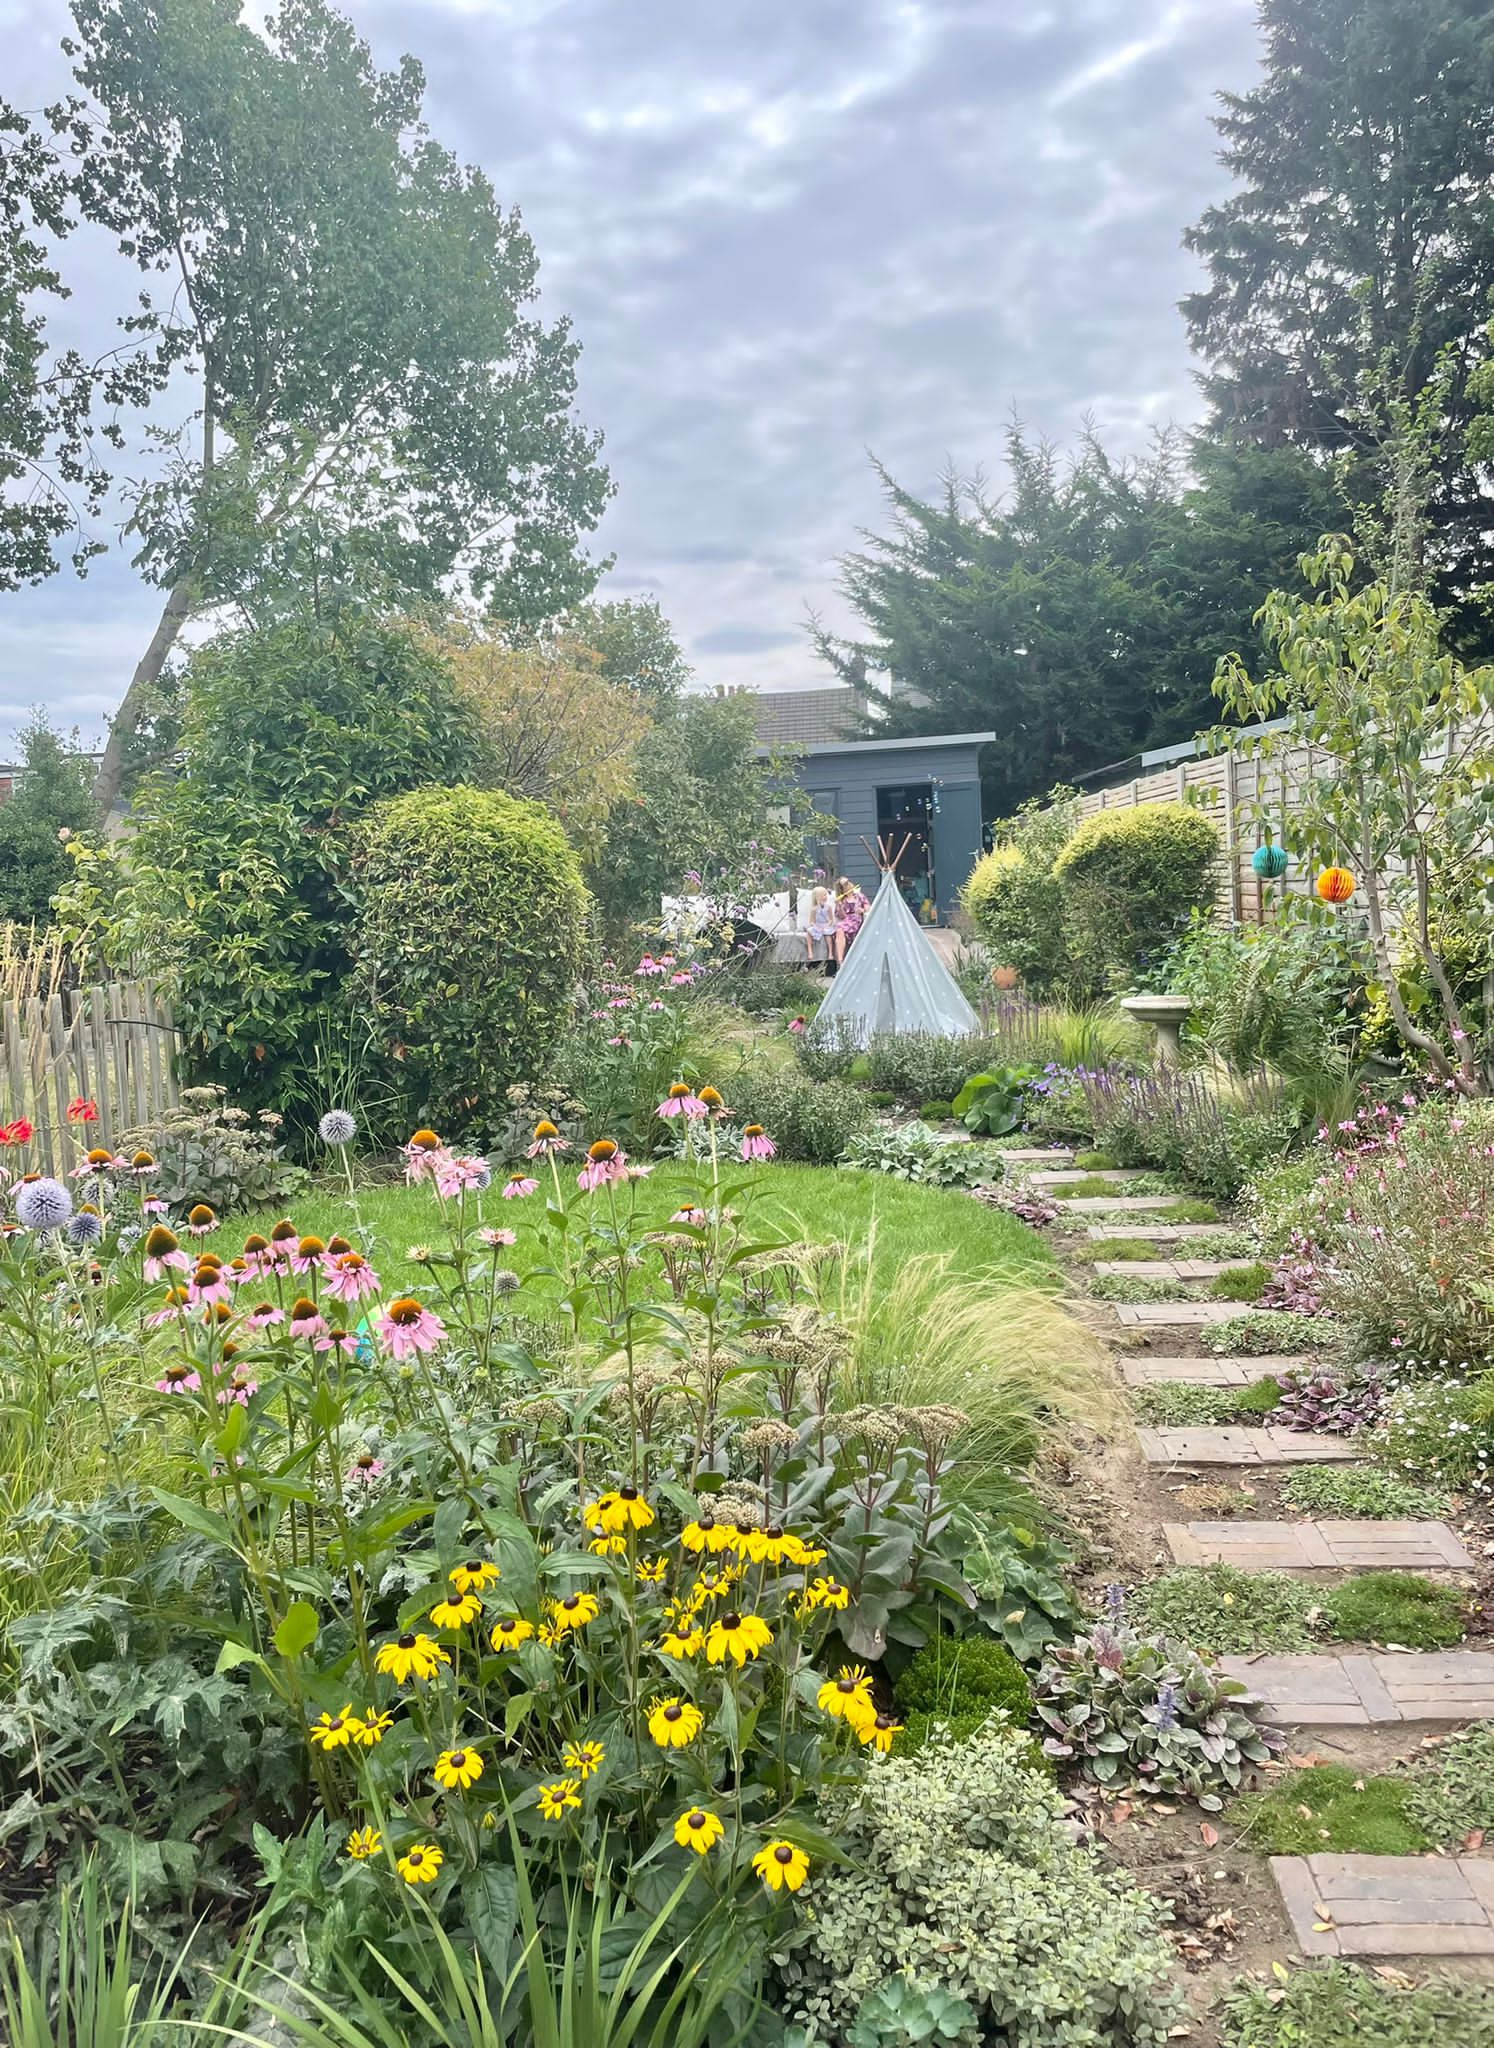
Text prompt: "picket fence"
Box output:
[[1, 981, 181, 1174]]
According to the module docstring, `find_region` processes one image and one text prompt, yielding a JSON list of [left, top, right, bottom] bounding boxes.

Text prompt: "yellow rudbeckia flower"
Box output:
[[489, 1616, 535, 1652], [680, 1516, 732, 1554], [396, 1842, 443, 1884], [859, 1713, 903, 1755], [449, 1558, 500, 1594], [817, 1665, 876, 1729], [309, 1705, 364, 1751], [345, 1826, 382, 1859], [647, 1696, 704, 1748], [752, 1840, 810, 1892], [563, 1739, 605, 1779], [374, 1632, 450, 1684], [430, 1591, 483, 1630], [549, 1592, 599, 1635], [673, 1807, 725, 1854], [354, 1707, 393, 1747], [704, 1611, 773, 1666], [655, 1626, 704, 1660], [433, 1745, 484, 1791], [537, 1779, 582, 1821]]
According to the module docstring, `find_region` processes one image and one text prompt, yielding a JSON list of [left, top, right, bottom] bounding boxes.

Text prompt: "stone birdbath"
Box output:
[[1120, 992, 1192, 1067]]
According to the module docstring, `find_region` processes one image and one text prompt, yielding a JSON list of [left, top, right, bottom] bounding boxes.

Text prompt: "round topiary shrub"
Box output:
[[350, 785, 590, 1134], [963, 846, 1069, 994], [1052, 801, 1220, 991]]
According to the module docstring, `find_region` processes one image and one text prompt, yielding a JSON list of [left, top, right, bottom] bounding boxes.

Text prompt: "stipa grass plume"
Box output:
[[808, 1223, 1117, 1485]]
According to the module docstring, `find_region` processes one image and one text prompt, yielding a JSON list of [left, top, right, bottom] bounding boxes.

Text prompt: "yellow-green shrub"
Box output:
[[1053, 802, 1220, 991]]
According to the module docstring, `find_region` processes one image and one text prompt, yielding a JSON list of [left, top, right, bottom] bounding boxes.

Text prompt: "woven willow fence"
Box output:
[[1, 981, 180, 1174]]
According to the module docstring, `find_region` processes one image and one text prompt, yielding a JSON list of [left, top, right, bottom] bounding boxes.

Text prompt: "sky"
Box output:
[[0, 0, 1265, 755]]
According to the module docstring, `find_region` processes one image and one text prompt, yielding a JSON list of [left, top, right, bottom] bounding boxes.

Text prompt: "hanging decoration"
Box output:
[[1251, 841, 1289, 881], [1315, 866, 1356, 905]]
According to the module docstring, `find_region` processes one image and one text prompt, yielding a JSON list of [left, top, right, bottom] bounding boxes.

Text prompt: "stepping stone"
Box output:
[[1028, 1168, 1154, 1187], [1123, 1354, 1309, 1387], [1113, 1300, 1270, 1326], [1057, 1196, 1198, 1215], [1084, 1223, 1245, 1243], [1136, 1425, 1363, 1466], [1093, 1259, 1256, 1282], [997, 1147, 1074, 1165], [1273, 1854, 1494, 1958], [1220, 1652, 1494, 1727], [1163, 1519, 1473, 1574]]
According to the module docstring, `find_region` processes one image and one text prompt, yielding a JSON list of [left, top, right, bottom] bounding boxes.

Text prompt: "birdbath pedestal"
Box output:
[[1120, 993, 1192, 1067]]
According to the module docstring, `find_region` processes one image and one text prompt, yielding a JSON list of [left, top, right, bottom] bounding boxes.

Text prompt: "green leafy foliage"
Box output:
[[957, 1521, 1084, 1663], [1279, 1464, 1451, 1521], [350, 784, 589, 1137], [1220, 1961, 1494, 2048], [1128, 1565, 1316, 1655], [1374, 1373, 1494, 1498], [1131, 1384, 1251, 1426], [1209, 1263, 1269, 1302], [1200, 1309, 1326, 1356], [839, 1126, 989, 1188], [729, 1064, 875, 1164], [893, 1637, 1033, 1757], [919, 1099, 954, 1123], [1052, 802, 1220, 992], [961, 795, 1077, 992], [952, 1067, 1037, 1138], [778, 1725, 1181, 2047], [1406, 1721, 1494, 1849], [120, 1084, 296, 1216], [0, 716, 97, 923]]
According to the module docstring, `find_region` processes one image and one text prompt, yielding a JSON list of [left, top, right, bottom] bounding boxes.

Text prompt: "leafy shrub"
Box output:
[[959, 1520, 1084, 1661], [982, 997, 1149, 1074], [1077, 1066, 1302, 1200], [865, 1089, 898, 1108], [919, 1098, 954, 1122], [1220, 1961, 1494, 2048], [725, 966, 822, 1014], [1279, 1464, 1451, 1520], [730, 1062, 875, 1162], [1271, 1366, 1386, 1435], [839, 1125, 988, 1187], [778, 1725, 1180, 2048], [1407, 1721, 1494, 1849], [1128, 1565, 1316, 1655], [1073, 1149, 1119, 1171], [350, 785, 589, 1136], [961, 795, 1078, 995], [1234, 1763, 1426, 1856], [953, 1066, 1039, 1137], [1373, 1372, 1494, 1497], [1327, 1571, 1466, 1649], [790, 1015, 863, 1081], [1201, 1310, 1327, 1356], [1159, 1198, 1223, 1225], [894, 1636, 1034, 1744], [864, 1032, 1012, 1104], [1241, 1152, 1326, 1258], [120, 1085, 295, 1215], [1034, 1623, 1282, 1808], [1052, 801, 1220, 993]]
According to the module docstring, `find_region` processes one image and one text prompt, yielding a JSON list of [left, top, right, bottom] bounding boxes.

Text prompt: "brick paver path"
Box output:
[[1114, 1300, 1287, 1327], [1220, 1651, 1494, 1726], [1094, 1259, 1256, 1281], [997, 1148, 1074, 1164], [1123, 1354, 1310, 1387], [1272, 1854, 1494, 1957], [1084, 1223, 1248, 1243], [1056, 1195, 1201, 1214], [1164, 1518, 1473, 1573], [1136, 1425, 1363, 1465], [1029, 1168, 1153, 1188]]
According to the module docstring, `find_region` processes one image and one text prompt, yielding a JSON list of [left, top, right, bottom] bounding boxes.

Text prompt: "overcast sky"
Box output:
[[0, 0, 1264, 755]]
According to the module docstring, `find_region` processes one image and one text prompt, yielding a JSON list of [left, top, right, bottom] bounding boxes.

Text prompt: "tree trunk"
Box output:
[[92, 576, 197, 814]]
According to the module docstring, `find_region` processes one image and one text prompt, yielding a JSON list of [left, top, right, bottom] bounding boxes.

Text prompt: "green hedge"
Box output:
[[351, 785, 590, 1135], [961, 796, 1076, 995], [1053, 801, 1219, 991]]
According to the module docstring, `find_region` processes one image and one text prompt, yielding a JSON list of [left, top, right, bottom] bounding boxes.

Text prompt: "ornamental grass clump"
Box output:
[[778, 1724, 1181, 2048], [1034, 1617, 1283, 1808]]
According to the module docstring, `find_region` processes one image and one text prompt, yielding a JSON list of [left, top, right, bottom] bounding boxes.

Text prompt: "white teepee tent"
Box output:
[[813, 855, 979, 1049]]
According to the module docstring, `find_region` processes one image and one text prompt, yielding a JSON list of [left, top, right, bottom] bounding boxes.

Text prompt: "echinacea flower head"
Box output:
[[409, 1129, 443, 1152], [375, 1296, 446, 1360], [186, 1203, 218, 1235], [375, 1631, 450, 1684], [489, 1616, 535, 1652], [345, 1826, 382, 1859], [155, 1363, 201, 1395], [697, 1086, 724, 1113], [450, 1558, 500, 1595], [289, 1297, 328, 1340], [309, 1705, 364, 1751], [860, 1712, 903, 1754], [817, 1665, 876, 1728], [430, 1591, 483, 1630], [563, 1739, 605, 1779], [216, 1368, 258, 1407], [752, 1840, 810, 1892], [130, 1149, 157, 1172], [16, 1177, 72, 1230], [647, 1697, 704, 1748], [549, 1592, 600, 1635], [82, 1146, 116, 1171], [478, 1226, 518, 1248], [673, 1807, 725, 1854], [503, 1175, 539, 1199], [536, 1779, 582, 1822], [433, 1745, 484, 1791], [740, 1124, 776, 1162], [324, 1250, 380, 1303], [318, 1108, 357, 1147], [576, 1138, 628, 1192], [525, 1118, 570, 1158], [396, 1843, 443, 1884], [705, 1611, 773, 1666], [348, 1451, 386, 1485], [656, 1081, 708, 1121]]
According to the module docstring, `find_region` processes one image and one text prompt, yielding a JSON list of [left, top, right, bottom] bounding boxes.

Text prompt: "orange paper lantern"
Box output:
[[1315, 866, 1356, 905]]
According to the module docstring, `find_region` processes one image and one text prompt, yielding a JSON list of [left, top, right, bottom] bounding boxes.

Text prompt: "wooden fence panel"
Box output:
[[0, 981, 180, 1174]]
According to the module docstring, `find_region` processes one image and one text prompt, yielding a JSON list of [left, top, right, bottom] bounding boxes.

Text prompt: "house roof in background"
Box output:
[[747, 685, 860, 746]]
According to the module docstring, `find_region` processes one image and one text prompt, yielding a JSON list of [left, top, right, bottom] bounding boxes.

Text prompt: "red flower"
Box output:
[[67, 1097, 100, 1123], [0, 1118, 34, 1146]]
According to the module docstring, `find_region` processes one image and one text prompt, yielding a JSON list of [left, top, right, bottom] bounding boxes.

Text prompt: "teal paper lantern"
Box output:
[[1252, 841, 1289, 880]]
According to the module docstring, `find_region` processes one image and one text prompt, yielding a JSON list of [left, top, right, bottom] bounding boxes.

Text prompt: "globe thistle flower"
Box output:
[[318, 1108, 357, 1147], [66, 1208, 105, 1249], [16, 1177, 72, 1231]]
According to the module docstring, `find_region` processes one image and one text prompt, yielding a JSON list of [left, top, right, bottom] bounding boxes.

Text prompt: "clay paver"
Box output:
[[1028, 1168, 1153, 1187], [1136, 1424, 1363, 1465], [997, 1148, 1074, 1164], [1114, 1300, 1283, 1326], [1094, 1259, 1256, 1281], [1084, 1224, 1247, 1243], [1057, 1196, 1198, 1214], [1222, 1652, 1494, 1726], [1164, 1518, 1473, 1573], [1123, 1354, 1311, 1387], [1272, 1854, 1494, 1957]]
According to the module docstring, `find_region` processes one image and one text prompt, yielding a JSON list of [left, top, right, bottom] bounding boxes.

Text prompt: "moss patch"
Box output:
[[1233, 1764, 1427, 1857]]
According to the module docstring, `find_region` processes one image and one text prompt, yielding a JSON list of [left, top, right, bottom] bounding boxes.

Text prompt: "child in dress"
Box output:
[[832, 876, 869, 966], [805, 885, 835, 967]]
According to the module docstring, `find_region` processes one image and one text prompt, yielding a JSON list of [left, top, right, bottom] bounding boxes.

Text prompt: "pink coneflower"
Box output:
[[503, 1175, 539, 1199], [647, 1000, 665, 1012], [289, 1233, 329, 1274], [404, 1130, 449, 1185], [142, 1196, 169, 1217], [672, 1205, 707, 1226], [577, 1140, 629, 1193], [376, 1296, 446, 1360], [606, 1035, 630, 1047], [315, 1328, 360, 1356], [143, 1226, 191, 1281], [478, 1226, 518, 1247], [669, 971, 693, 986], [635, 956, 664, 977], [289, 1298, 328, 1341], [147, 1286, 193, 1327], [740, 1124, 776, 1162], [607, 995, 633, 1010], [788, 1015, 807, 1034], [188, 1268, 233, 1308], [324, 1251, 381, 1304], [348, 1451, 386, 1486], [215, 1368, 258, 1406], [657, 1081, 708, 1121], [245, 1301, 284, 1331], [72, 1148, 126, 1178], [186, 1204, 219, 1237], [525, 1121, 570, 1158], [435, 1154, 491, 1199], [155, 1363, 201, 1395]]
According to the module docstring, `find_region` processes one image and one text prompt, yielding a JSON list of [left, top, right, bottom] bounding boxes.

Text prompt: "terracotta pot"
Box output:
[[991, 964, 1020, 990]]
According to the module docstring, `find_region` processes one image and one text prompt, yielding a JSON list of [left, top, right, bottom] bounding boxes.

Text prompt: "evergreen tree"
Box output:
[[0, 716, 98, 923]]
